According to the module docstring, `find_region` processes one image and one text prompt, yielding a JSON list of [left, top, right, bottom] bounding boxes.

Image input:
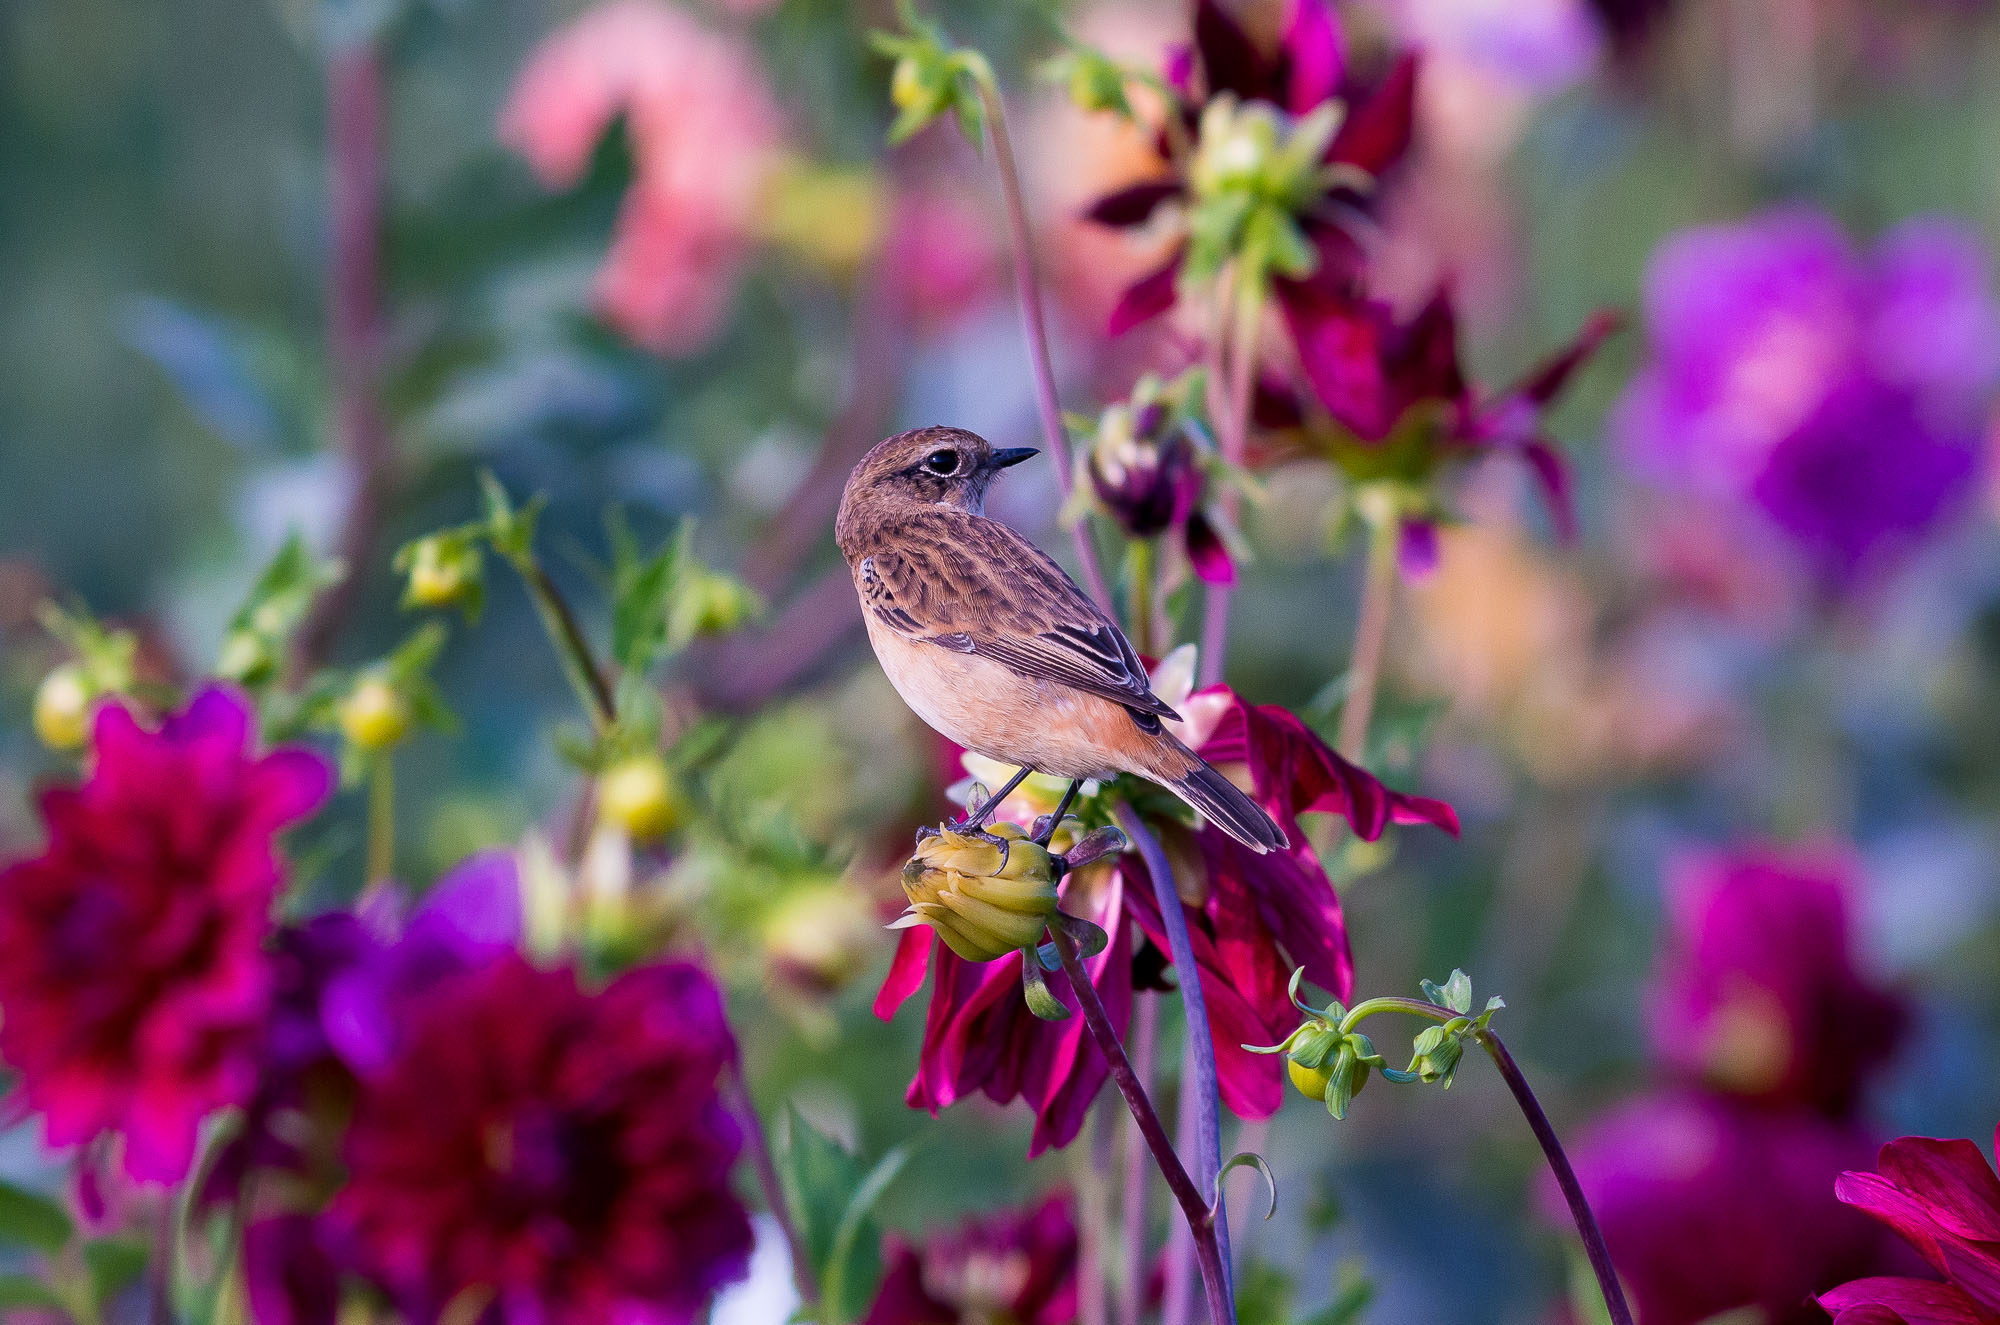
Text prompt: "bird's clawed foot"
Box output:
[[1030, 780, 1084, 847]]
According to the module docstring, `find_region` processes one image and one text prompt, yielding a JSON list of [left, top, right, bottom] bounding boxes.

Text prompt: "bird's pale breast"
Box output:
[[862, 614, 1144, 780]]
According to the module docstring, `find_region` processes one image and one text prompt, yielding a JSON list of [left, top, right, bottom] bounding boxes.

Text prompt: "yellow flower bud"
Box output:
[[405, 536, 480, 609], [339, 677, 411, 752], [33, 664, 94, 752], [1288, 1057, 1334, 1102], [896, 824, 1061, 963], [597, 755, 682, 843]]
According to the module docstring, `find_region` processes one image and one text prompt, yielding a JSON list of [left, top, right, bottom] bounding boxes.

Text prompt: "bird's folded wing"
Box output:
[[858, 516, 1179, 719]]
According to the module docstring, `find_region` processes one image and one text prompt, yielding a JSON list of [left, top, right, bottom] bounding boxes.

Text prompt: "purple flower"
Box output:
[[863, 1192, 1080, 1325], [200, 852, 524, 1211], [1821, 1128, 2000, 1324], [331, 954, 752, 1323], [1560, 1091, 1911, 1325], [1614, 209, 2000, 587], [1648, 845, 1906, 1117], [0, 688, 330, 1182]]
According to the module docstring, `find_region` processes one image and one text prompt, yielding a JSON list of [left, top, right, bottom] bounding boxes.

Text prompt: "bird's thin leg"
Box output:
[[1035, 779, 1084, 846], [963, 765, 1035, 830]]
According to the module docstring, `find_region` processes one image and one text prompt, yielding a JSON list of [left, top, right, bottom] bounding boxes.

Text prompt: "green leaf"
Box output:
[[0, 1274, 65, 1310], [1420, 969, 1473, 1015], [1302, 1268, 1376, 1325], [0, 1181, 73, 1254], [217, 533, 343, 686], [823, 1144, 912, 1324], [777, 1109, 906, 1325], [84, 1237, 149, 1309], [1022, 958, 1071, 1021]]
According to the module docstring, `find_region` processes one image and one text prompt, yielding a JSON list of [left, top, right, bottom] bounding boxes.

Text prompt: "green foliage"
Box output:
[[215, 533, 343, 689], [0, 1181, 73, 1255], [775, 1108, 912, 1325], [1236, 1258, 1376, 1325], [869, 0, 994, 146]]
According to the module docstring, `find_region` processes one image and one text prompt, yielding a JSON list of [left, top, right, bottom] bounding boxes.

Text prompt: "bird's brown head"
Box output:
[[836, 426, 1037, 553]]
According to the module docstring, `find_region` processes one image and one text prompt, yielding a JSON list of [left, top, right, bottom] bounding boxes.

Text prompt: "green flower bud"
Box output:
[[216, 628, 274, 686], [679, 572, 761, 639], [890, 55, 952, 120], [895, 824, 1060, 962], [1407, 1023, 1465, 1086], [402, 534, 483, 611]]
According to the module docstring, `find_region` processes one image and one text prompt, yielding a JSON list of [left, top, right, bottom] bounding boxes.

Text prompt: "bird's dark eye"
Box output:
[[923, 449, 960, 475]]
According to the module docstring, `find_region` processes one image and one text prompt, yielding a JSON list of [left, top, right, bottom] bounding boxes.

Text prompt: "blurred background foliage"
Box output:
[[6, 0, 2000, 1320]]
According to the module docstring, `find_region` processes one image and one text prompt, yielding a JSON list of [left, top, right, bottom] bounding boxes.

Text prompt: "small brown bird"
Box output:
[[836, 425, 1287, 853]]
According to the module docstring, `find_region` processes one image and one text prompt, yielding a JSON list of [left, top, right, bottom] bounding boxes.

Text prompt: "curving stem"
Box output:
[[1114, 806, 1233, 1315], [1050, 927, 1234, 1325], [1339, 998, 1635, 1325], [971, 76, 1116, 611]]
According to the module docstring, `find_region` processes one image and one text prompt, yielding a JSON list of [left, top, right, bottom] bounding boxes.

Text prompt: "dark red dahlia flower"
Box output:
[[1273, 286, 1617, 564], [1821, 1128, 2000, 1325], [0, 687, 330, 1181], [863, 1191, 1079, 1325], [331, 954, 752, 1323], [201, 851, 525, 1212], [1647, 845, 1906, 1118], [878, 686, 1456, 1144], [1559, 1091, 1910, 1325], [1086, 0, 1419, 334]]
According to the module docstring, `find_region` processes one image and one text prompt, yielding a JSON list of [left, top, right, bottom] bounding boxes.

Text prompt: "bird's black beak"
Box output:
[[988, 447, 1039, 470]]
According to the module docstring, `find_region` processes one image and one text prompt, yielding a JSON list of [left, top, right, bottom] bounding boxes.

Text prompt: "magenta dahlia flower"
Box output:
[[1087, 0, 1419, 334], [1821, 1128, 2000, 1325], [879, 686, 1456, 1146], [863, 1192, 1079, 1325], [331, 953, 752, 1323], [1648, 845, 1906, 1117], [0, 687, 330, 1182], [1561, 1091, 1907, 1325]]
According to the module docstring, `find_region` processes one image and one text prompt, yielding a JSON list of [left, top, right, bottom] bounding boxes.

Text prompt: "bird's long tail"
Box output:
[[1145, 733, 1288, 854]]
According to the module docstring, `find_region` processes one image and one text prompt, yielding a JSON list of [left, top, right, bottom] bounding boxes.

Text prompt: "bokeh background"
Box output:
[[5, 0, 2000, 1321]]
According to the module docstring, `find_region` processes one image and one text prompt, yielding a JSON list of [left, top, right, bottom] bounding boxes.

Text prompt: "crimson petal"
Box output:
[[1107, 247, 1185, 334], [1328, 53, 1419, 176], [1083, 179, 1182, 228]]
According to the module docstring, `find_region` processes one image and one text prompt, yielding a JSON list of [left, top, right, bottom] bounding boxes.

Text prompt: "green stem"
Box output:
[[1197, 263, 1267, 688], [365, 752, 395, 887], [515, 559, 616, 735], [1336, 507, 1399, 762], [1127, 538, 1156, 657], [1334, 999, 1634, 1325]]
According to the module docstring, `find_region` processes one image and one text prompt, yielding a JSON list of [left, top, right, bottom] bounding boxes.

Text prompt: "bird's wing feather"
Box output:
[[858, 512, 1179, 719]]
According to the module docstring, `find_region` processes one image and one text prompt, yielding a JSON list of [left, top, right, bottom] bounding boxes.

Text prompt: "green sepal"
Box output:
[[1022, 955, 1072, 1021]]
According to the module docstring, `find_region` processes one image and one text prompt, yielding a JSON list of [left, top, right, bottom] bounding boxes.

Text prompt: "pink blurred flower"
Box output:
[[1561, 1091, 1907, 1325], [0, 688, 329, 1182], [1821, 1128, 2000, 1324], [1615, 209, 2000, 588], [331, 954, 752, 1323], [886, 182, 1002, 329], [864, 1192, 1080, 1325], [1649, 845, 1906, 1116], [501, 0, 782, 355]]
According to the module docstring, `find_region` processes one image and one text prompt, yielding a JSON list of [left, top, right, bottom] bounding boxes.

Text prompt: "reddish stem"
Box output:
[[294, 43, 392, 676], [975, 80, 1115, 610], [724, 1066, 820, 1309], [1050, 928, 1232, 1325]]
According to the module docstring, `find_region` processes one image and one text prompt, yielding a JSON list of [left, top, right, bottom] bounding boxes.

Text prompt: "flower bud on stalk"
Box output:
[[32, 664, 94, 752], [400, 534, 484, 612], [1088, 401, 1192, 539], [895, 824, 1061, 963], [597, 754, 683, 844], [339, 676, 412, 752]]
